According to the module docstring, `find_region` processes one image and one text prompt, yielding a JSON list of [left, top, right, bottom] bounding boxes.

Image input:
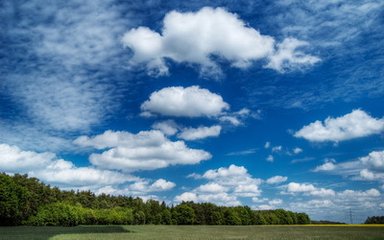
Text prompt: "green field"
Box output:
[[0, 225, 383, 240]]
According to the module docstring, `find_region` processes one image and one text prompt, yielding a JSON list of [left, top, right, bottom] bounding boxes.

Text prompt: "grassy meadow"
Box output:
[[0, 225, 383, 240]]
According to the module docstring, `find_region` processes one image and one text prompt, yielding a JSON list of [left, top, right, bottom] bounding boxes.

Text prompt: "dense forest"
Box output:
[[365, 216, 384, 224], [0, 173, 311, 226]]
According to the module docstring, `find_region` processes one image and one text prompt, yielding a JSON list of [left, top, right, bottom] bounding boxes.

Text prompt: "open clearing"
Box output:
[[0, 225, 383, 240]]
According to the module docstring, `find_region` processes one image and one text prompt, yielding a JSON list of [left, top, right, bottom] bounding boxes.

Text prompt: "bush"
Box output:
[[27, 202, 133, 226], [27, 202, 83, 226], [94, 207, 133, 225]]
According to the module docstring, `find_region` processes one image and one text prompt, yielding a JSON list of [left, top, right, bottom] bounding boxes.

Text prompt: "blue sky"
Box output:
[[1, 0, 384, 223]]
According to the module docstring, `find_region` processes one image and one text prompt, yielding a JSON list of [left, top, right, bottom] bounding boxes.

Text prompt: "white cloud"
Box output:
[[0, 143, 178, 199], [175, 192, 198, 202], [74, 130, 211, 172], [294, 109, 384, 142], [95, 178, 175, 197], [176, 164, 262, 205], [360, 169, 376, 180], [313, 159, 336, 172], [0, 143, 136, 188], [122, 7, 319, 77], [175, 191, 239, 206], [203, 164, 248, 179], [255, 205, 274, 210], [266, 155, 274, 162], [360, 151, 384, 170], [293, 147, 303, 154], [293, 199, 335, 210], [177, 125, 221, 141], [253, 198, 283, 210], [338, 188, 380, 198], [0, 143, 55, 172], [197, 183, 227, 193], [264, 141, 271, 149], [286, 182, 316, 193], [218, 116, 241, 126], [311, 188, 336, 197], [266, 38, 320, 72], [285, 182, 335, 197], [269, 199, 283, 206], [129, 179, 176, 193], [266, 176, 288, 184], [313, 150, 384, 182], [141, 86, 229, 117], [219, 108, 259, 126], [152, 120, 180, 136], [284, 183, 382, 223], [202, 165, 262, 193], [226, 148, 257, 156], [272, 145, 282, 152], [285, 182, 381, 222], [151, 179, 176, 191], [234, 184, 261, 197]]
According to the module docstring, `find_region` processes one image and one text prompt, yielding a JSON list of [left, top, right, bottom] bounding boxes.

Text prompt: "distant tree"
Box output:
[[274, 209, 293, 224], [263, 211, 279, 224], [365, 216, 384, 224], [297, 213, 310, 224]]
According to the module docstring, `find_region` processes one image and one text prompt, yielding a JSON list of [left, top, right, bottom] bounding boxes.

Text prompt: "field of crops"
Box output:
[[0, 225, 383, 240]]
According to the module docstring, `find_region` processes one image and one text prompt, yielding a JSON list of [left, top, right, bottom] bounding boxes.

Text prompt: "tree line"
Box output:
[[365, 216, 384, 224], [0, 173, 310, 226]]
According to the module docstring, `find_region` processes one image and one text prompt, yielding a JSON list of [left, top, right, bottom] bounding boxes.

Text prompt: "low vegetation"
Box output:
[[0, 173, 310, 226]]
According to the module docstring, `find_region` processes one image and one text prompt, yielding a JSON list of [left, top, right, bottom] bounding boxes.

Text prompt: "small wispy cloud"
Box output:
[[226, 148, 257, 156]]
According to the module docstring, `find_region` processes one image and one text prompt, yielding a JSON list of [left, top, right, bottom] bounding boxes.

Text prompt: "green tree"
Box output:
[[252, 211, 267, 225], [173, 204, 196, 225], [133, 210, 146, 224], [161, 209, 172, 225], [0, 174, 30, 225], [224, 208, 242, 225], [297, 213, 310, 224], [27, 202, 83, 226]]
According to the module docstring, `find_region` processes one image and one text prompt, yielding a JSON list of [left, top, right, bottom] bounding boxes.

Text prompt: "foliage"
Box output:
[[172, 204, 196, 225], [365, 216, 384, 224], [26, 202, 133, 226], [0, 173, 311, 226]]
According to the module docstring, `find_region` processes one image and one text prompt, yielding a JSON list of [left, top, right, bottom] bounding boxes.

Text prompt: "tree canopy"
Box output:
[[0, 173, 310, 226]]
